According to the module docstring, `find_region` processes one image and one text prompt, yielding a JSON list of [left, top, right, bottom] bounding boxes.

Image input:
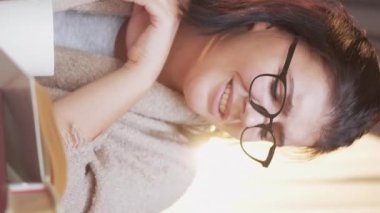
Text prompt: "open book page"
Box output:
[[34, 83, 67, 198]]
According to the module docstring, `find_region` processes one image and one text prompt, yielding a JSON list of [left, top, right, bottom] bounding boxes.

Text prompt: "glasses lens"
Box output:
[[250, 76, 286, 115], [241, 126, 275, 162]]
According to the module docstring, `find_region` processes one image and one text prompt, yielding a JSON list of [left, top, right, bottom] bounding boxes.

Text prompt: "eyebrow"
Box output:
[[274, 123, 285, 146]]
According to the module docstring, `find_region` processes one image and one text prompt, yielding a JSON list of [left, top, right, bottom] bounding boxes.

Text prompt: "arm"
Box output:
[[54, 0, 180, 142]]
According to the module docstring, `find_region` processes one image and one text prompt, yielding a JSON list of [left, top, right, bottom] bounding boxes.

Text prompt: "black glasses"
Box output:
[[240, 37, 298, 168]]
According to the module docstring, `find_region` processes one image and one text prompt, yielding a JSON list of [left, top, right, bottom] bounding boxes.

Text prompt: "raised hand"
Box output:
[[123, 0, 181, 80], [54, 0, 183, 142]]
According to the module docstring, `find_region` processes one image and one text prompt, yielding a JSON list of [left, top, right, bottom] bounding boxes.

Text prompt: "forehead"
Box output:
[[282, 41, 331, 146]]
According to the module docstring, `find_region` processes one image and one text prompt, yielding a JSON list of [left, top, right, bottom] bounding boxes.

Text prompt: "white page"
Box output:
[[0, 0, 54, 76]]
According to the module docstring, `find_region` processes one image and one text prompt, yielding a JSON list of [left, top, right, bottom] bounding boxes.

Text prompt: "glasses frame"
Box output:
[[240, 37, 299, 168]]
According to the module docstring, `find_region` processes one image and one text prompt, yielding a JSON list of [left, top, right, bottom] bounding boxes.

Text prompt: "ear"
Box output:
[[249, 22, 273, 32]]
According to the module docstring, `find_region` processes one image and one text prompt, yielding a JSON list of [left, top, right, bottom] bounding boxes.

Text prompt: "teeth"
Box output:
[[219, 82, 232, 115]]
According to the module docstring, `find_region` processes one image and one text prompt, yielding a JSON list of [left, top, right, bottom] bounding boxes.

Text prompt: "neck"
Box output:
[[158, 22, 212, 93]]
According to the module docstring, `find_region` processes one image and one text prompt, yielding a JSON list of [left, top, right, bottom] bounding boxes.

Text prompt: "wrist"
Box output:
[[120, 61, 159, 86]]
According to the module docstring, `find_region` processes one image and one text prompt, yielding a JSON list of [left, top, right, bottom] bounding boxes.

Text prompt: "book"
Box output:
[[0, 91, 6, 213], [7, 183, 56, 213], [0, 49, 67, 212]]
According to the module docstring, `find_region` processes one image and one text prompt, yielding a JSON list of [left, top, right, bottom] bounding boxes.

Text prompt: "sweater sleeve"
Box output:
[[60, 124, 90, 149]]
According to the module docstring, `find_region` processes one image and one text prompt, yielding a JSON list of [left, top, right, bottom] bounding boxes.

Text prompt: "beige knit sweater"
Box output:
[[38, 1, 208, 212]]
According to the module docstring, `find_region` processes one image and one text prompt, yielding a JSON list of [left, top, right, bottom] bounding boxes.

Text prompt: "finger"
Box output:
[[123, 0, 166, 25], [123, 0, 179, 27], [126, 4, 150, 48]]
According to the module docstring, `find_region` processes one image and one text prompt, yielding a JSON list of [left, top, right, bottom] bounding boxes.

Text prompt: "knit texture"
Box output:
[[38, 0, 209, 212]]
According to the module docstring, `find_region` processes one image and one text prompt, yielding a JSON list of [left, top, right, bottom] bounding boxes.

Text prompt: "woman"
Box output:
[[50, 0, 380, 211]]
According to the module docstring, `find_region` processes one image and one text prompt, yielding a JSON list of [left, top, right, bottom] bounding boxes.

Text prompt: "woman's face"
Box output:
[[182, 23, 332, 147]]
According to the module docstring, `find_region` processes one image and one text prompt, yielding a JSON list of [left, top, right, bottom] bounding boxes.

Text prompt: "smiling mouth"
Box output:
[[219, 80, 232, 117]]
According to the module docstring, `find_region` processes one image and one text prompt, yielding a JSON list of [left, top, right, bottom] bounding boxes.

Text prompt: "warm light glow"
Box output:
[[164, 134, 380, 212], [209, 125, 217, 132]]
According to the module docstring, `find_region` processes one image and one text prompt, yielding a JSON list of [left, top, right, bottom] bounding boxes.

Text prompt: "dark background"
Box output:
[[343, 0, 380, 53], [342, 0, 380, 135]]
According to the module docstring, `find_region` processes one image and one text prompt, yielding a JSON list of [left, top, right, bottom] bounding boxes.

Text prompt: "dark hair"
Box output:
[[183, 0, 380, 154]]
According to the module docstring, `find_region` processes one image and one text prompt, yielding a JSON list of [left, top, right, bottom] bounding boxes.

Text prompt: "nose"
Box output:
[[240, 97, 267, 127]]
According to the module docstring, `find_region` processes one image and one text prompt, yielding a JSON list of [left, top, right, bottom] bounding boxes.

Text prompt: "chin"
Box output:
[[184, 90, 202, 115], [183, 84, 210, 119]]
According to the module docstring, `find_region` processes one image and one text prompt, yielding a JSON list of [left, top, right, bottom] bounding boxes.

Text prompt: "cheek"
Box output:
[[183, 74, 208, 116], [182, 66, 220, 120], [181, 40, 243, 119], [182, 65, 233, 119]]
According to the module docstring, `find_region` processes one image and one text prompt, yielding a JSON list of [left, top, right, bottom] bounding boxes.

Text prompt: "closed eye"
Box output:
[[271, 78, 280, 101]]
